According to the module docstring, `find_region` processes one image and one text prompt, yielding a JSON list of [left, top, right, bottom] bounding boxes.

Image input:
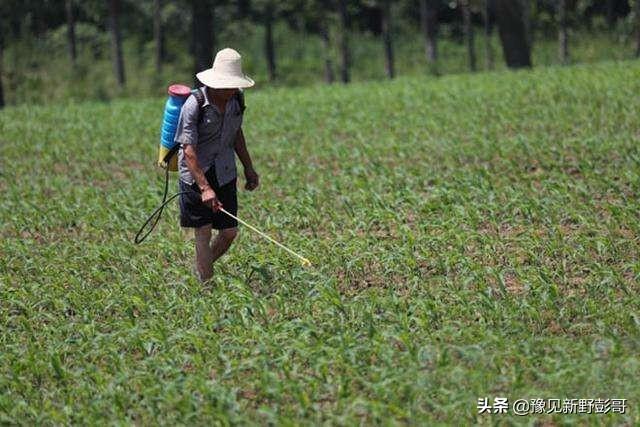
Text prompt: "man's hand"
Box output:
[[201, 187, 222, 211], [244, 167, 260, 191]]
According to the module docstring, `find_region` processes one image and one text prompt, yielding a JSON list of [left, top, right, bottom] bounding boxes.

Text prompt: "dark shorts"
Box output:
[[179, 168, 238, 229]]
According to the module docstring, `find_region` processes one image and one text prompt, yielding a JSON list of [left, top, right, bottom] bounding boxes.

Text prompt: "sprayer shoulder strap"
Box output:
[[191, 89, 206, 123]]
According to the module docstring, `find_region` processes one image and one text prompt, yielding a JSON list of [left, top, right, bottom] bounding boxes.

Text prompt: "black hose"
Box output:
[[134, 166, 186, 244]]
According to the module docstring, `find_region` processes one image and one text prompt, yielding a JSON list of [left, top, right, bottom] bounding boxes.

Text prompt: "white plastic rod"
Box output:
[[219, 207, 312, 266]]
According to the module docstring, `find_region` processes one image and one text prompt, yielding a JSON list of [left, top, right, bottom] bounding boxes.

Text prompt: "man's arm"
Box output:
[[183, 145, 220, 210], [234, 128, 254, 170], [234, 128, 259, 191]]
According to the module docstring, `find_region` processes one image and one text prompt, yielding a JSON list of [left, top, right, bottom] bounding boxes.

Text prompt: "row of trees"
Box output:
[[1, 0, 640, 108]]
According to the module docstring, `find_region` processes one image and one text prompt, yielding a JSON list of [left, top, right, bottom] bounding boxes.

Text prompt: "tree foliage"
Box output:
[[0, 0, 638, 106]]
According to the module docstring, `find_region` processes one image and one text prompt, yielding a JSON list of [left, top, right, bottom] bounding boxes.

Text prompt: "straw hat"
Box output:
[[196, 48, 255, 89]]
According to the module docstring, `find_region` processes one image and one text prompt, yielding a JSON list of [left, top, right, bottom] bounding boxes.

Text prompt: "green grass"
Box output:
[[1, 60, 640, 424]]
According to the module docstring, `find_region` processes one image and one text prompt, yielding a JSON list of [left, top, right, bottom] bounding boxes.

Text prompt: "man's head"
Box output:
[[211, 88, 239, 102], [196, 48, 254, 90]]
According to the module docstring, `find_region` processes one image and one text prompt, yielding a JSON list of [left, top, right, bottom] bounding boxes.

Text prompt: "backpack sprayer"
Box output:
[[134, 84, 311, 267], [133, 84, 190, 244]]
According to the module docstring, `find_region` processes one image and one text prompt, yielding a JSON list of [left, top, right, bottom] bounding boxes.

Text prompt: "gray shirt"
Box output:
[[175, 87, 244, 186]]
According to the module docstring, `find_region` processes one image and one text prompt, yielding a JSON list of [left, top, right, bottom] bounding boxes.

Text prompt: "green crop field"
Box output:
[[1, 60, 639, 424]]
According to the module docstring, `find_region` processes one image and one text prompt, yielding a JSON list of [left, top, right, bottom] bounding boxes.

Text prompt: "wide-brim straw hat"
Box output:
[[196, 48, 255, 89]]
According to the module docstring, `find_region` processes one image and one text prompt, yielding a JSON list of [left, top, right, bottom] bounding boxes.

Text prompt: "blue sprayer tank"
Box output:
[[158, 84, 192, 171]]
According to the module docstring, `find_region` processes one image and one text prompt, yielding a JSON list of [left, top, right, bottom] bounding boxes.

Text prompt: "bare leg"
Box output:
[[210, 227, 238, 264], [194, 225, 213, 282]]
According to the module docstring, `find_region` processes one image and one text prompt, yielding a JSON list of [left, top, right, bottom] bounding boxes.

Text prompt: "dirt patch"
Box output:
[[336, 261, 409, 296], [503, 272, 525, 295]]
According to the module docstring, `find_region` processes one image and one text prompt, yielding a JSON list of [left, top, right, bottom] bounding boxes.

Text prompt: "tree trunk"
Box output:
[[522, 0, 532, 51], [338, 0, 350, 83], [558, 0, 569, 64], [193, 0, 214, 84], [381, 0, 394, 79], [154, 0, 164, 73], [320, 19, 334, 83], [484, 0, 494, 70], [606, 0, 615, 30], [494, 0, 532, 68], [65, 0, 77, 65], [264, 3, 276, 81], [462, 0, 476, 72], [635, 0, 640, 58], [0, 40, 4, 109], [420, 0, 438, 74], [108, 0, 126, 87]]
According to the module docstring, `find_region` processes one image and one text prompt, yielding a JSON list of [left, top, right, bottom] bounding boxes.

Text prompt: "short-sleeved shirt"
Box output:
[[175, 87, 244, 186]]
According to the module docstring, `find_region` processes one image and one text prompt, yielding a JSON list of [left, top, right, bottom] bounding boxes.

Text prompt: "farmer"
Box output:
[[175, 48, 259, 282]]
